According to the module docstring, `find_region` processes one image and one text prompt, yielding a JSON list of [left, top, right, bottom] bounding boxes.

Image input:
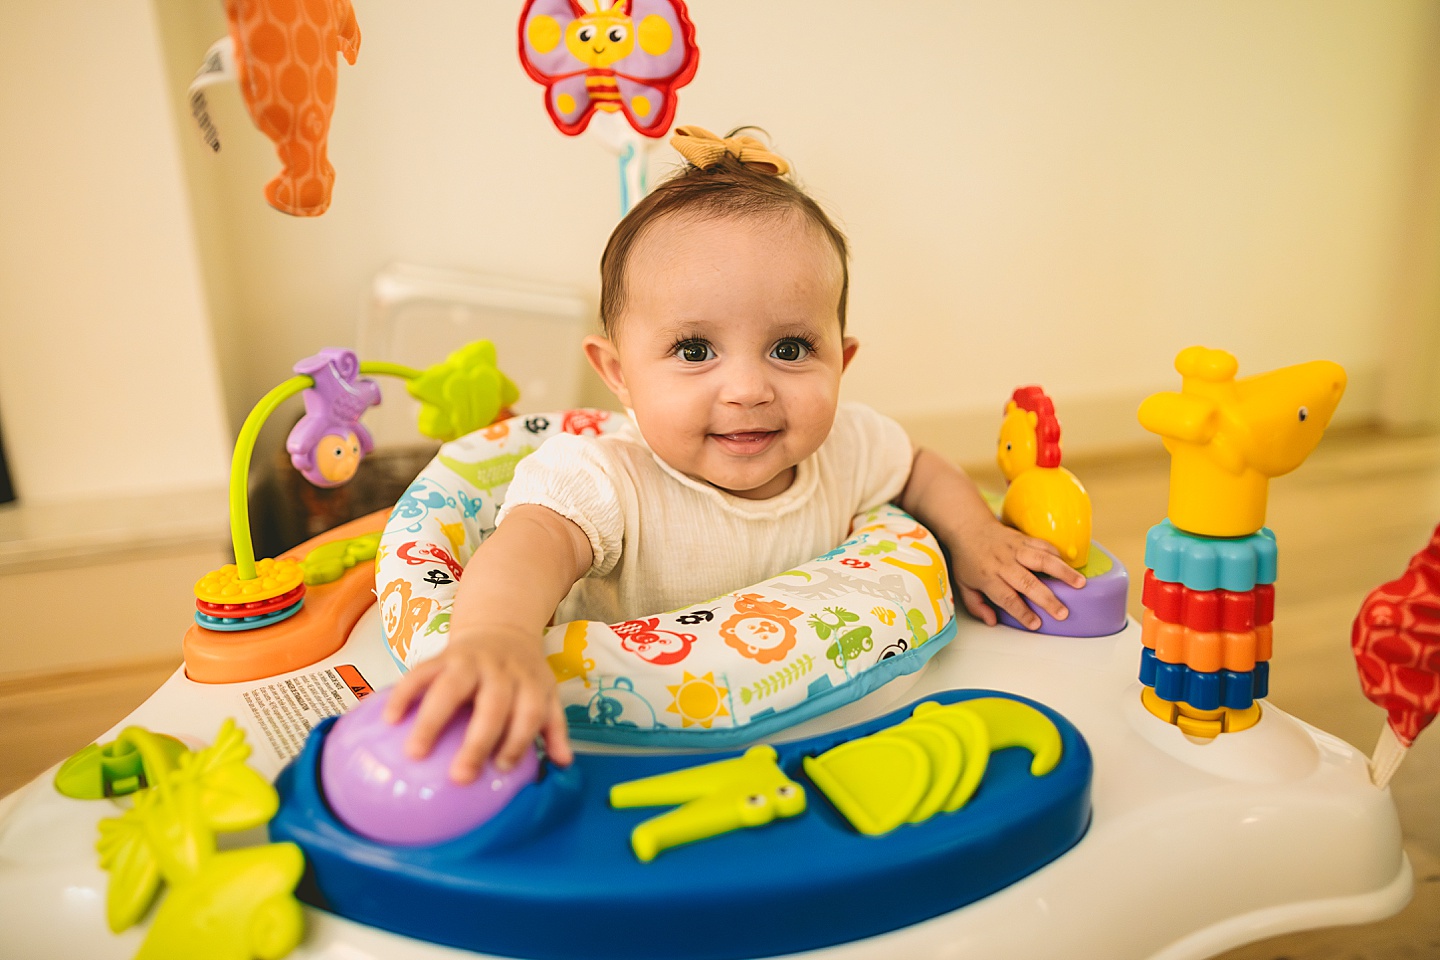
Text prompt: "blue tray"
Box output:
[[271, 689, 1092, 960]]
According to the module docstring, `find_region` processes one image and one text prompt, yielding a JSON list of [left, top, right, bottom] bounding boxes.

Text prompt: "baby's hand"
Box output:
[[383, 624, 573, 783], [949, 519, 1086, 630]]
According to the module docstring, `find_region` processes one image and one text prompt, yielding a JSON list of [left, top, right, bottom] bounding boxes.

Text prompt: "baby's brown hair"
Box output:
[[598, 130, 850, 337]]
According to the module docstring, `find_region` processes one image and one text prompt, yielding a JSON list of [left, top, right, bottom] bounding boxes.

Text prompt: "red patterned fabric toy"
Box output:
[[1351, 522, 1440, 785]]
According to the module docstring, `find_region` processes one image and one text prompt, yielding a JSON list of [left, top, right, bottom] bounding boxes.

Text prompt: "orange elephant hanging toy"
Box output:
[[190, 0, 360, 216]]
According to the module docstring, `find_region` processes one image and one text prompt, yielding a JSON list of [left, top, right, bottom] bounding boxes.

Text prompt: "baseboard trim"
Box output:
[[0, 483, 227, 573], [0, 655, 182, 696]]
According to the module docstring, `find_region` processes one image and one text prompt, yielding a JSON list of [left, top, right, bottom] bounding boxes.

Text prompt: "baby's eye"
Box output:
[[674, 340, 714, 363], [771, 339, 811, 362]]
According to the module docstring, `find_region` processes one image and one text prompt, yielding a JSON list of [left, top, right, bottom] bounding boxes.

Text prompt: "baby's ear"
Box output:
[[840, 337, 860, 372], [583, 335, 631, 406]]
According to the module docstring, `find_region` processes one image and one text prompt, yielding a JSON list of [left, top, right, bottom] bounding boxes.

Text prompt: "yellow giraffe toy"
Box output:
[[1138, 347, 1346, 537]]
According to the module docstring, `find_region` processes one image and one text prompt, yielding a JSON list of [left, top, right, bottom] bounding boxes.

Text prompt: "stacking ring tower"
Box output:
[[1135, 347, 1347, 737]]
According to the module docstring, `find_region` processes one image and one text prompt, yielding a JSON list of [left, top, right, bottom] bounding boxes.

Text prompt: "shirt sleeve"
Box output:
[[833, 401, 915, 512], [496, 434, 625, 577]]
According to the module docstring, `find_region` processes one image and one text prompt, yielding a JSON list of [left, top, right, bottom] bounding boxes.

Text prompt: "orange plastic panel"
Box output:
[[184, 509, 386, 683]]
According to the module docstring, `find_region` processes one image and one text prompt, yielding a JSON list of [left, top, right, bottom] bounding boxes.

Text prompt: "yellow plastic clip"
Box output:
[[610, 745, 806, 862], [918, 698, 1063, 777], [54, 728, 188, 800], [804, 734, 931, 835], [804, 698, 1064, 837], [908, 703, 991, 811]]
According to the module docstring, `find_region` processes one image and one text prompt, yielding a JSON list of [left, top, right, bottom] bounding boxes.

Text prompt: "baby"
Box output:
[[386, 126, 1085, 782]]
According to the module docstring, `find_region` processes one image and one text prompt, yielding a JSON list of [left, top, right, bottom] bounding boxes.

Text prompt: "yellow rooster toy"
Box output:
[[997, 386, 1092, 570]]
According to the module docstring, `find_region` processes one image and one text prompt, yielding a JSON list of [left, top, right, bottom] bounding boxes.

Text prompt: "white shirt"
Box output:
[[497, 402, 914, 625]]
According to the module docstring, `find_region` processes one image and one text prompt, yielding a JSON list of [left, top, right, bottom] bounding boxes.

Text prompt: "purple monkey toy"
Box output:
[[286, 348, 382, 487]]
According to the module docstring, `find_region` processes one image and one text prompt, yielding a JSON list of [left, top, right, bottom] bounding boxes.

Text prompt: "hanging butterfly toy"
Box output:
[[519, 0, 699, 212], [519, 0, 698, 137]]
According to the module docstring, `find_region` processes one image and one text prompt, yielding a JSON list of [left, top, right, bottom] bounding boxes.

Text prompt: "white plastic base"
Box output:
[[0, 611, 1411, 960]]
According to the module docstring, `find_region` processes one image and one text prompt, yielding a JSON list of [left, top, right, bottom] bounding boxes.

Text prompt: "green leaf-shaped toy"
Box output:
[[407, 340, 520, 442]]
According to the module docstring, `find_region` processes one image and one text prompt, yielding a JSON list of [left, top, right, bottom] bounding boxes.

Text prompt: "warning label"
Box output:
[[241, 665, 372, 763]]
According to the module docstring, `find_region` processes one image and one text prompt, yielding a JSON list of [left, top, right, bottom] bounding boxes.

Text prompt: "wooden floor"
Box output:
[[2, 427, 1438, 958]]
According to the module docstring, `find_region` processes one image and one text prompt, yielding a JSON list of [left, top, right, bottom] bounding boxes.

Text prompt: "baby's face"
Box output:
[[588, 213, 853, 500]]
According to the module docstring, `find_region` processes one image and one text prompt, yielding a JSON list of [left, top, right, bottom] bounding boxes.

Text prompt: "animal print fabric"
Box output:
[[377, 411, 955, 741]]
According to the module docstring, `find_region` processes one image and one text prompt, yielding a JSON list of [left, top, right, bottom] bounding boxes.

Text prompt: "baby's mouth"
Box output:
[[709, 430, 780, 454]]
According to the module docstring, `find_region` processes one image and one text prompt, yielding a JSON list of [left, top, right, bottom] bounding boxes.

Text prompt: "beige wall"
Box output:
[[1380, 3, 1440, 431], [0, 0, 230, 503], [153, 1, 1434, 455]]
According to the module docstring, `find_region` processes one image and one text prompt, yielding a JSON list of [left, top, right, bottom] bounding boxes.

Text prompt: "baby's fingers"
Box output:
[[406, 671, 477, 761], [959, 585, 997, 626], [451, 680, 514, 783], [1023, 535, 1063, 558], [541, 699, 574, 767], [1021, 539, 1086, 590], [385, 659, 442, 724], [1003, 564, 1067, 623], [494, 688, 548, 772], [986, 578, 1043, 631]]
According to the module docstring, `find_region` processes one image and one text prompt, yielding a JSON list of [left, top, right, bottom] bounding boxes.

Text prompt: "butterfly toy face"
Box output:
[[519, 0, 699, 138], [566, 9, 636, 67]]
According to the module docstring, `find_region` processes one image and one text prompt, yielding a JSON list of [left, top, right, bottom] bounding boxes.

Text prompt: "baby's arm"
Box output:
[[897, 448, 1085, 630], [383, 504, 592, 782]]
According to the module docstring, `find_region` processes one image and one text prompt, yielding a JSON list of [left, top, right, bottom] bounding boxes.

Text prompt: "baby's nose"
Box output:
[[720, 359, 776, 405]]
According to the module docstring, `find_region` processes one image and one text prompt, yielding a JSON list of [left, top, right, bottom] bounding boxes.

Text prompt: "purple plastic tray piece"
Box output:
[[993, 543, 1129, 637]]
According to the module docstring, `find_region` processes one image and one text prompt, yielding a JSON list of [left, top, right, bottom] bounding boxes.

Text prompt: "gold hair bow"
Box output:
[[670, 125, 790, 176]]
